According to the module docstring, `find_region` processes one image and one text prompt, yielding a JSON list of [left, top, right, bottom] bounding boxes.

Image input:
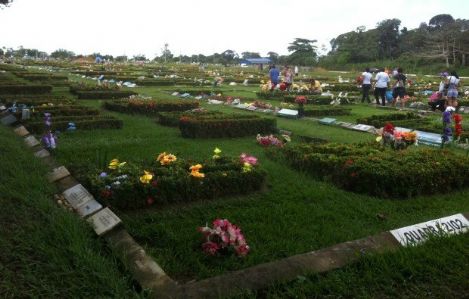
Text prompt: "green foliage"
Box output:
[[179, 114, 277, 138], [356, 112, 422, 128], [287, 38, 318, 66], [272, 142, 469, 198], [302, 106, 351, 116], [0, 84, 52, 94], [86, 156, 266, 209], [104, 98, 199, 115], [25, 116, 123, 133]]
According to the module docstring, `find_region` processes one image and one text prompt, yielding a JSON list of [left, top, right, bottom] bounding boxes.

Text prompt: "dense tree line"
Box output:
[[2, 13, 467, 70]]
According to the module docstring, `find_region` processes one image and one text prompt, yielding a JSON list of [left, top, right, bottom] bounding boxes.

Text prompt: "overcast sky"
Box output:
[[0, 0, 467, 58]]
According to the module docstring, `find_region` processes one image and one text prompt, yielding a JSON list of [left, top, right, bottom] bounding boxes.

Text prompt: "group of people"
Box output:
[[269, 65, 322, 93], [360, 67, 461, 111], [359, 67, 408, 107]]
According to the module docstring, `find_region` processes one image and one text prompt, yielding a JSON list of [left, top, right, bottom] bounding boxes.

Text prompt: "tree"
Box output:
[[267, 51, 279, 64], [161, 43, 172, 63], [50, 49, 75, 59], [0, 0, 12, 7], [376, 18, 401, 59], [429, 14, 455, 29], [221, 49, 238, 64], [287, 38, 318, 65], [241, 52, 260, 59], [115, 55, 128, 62]]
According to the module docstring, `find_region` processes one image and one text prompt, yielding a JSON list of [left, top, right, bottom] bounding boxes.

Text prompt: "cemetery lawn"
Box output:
[[54, 96, 469, 282], [0, 125, 140, 298]]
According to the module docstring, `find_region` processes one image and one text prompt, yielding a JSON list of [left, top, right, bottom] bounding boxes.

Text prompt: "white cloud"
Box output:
[[0, 0, 467, 58]]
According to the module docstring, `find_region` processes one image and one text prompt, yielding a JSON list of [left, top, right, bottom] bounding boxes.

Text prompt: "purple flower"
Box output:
[[99, 172, 108, 178], [442, 111, 452, 124]]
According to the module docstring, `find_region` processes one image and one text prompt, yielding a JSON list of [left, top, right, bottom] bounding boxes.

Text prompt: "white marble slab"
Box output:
[[62, 184, 94, 209], [87, 207, 122, 236]]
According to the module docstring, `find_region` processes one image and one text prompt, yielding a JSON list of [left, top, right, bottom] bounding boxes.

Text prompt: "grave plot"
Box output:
[[69, 83, 137, 99], [84, 152, 266, 209], [270, 142, 469, 198], [17, 105, 123, 133], [104, 97, 199, 115]]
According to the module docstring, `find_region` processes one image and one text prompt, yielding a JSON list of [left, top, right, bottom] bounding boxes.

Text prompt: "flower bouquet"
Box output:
[[198, 219, 249, 257]]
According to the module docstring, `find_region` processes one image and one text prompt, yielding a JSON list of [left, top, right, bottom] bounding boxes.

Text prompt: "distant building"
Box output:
[[240, 58, 272, 70]]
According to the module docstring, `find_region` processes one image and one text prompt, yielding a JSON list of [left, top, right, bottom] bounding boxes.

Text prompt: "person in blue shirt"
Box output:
[[269, 65, 279, 91]]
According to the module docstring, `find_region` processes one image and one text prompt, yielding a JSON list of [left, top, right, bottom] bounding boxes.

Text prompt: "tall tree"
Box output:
[[287, 38, 318, 65], [267, 51, 279, 64], [0, 0, 12, 7], [241, 52, 260, 59], [376, 18, 401, 59], [50, 49, 75, 59]]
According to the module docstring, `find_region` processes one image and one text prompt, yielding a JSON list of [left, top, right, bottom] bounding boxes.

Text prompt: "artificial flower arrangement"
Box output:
[[256, 134, 286, 147], [87, 148, 265, 209], [453, 113, 463, 142], [294, 95, 307, 105], [377, 122, 417, 150], [198, 219, 249, 257], [41, 112, 58, 150]]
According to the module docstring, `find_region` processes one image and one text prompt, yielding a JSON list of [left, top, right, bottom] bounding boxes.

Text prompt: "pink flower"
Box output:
[[235, 244, 250, 257], [240, 153, 258, 166], [202, 241, 219, 256]]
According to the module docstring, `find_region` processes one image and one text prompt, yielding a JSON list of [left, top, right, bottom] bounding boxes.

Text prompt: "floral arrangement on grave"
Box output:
[[377, 122, 417, 150], [442, 107, 455, 143], [198, 219, 250, 257], [256, 134, 284, 147], [41, 112, 57, 150], [453, 113, 463, 142], [295, 95, 307, 105]]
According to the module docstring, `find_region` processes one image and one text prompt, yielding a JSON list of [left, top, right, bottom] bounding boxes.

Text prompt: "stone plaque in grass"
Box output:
[[14, 126, 29, 136], [34, 149, 50, 158], [390, 213, 469, 246], [47, 166, 71, 182], [62, 184, 94, 209], [24, 135, 40, 147], [1, 114, 17, 125], [77, 199, 102, 218], [277, 109, 298, 118], [319, 117, 336, 125], [87, 207, 121, 236]]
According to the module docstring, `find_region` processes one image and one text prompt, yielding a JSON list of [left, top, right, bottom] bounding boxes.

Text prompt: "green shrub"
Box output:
[[0, 84, 53, 94], [157, 110, 222, 127], [179, 114, 277, 138], [104, 99, 199, 115], [271, 142, 469, 198], [25, 116, 123, 133], [86, 156, 266, 209], [303, 106, 352, 116], [357, 112, 422, 128]]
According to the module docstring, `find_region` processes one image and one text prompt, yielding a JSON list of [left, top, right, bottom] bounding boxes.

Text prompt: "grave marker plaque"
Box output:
[[24, 135, 40, 147], [390, 213, 469, 246], [87, 207, 122, 235], [1, 114, 17, 125], [14, 126, 29, 136], [77, 199, 102, 218], [62, 184, 93, 209], [34, 149, 50, 158], [47, 166, 71, 182]]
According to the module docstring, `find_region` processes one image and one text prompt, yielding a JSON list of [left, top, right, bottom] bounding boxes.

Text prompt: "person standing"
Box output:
[[269, 65, 280, 91], [361, 67, 373, 103], [391, 67, 407, 108], [373, 68, 390, 106], [283, 66, 294, 91], [294, 65, 299, 77], [446, 71, 460, 107]]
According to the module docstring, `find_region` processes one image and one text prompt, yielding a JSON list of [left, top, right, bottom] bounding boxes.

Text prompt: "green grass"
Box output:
[[238, 233, 469, 299], [0, 125, 140, 298], [52, 98, 469, 282]]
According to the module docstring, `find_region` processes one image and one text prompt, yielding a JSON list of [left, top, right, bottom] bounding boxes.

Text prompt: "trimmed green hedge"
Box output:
[[86, 156, 266, 209], [25, 116, 123, 133], [357, 112, 423, 128], [75, 90, 137, 99], [270, 142, 469, 198], [15, 106, 100, 119], [179, 114, 277, 138], [157, 111, 222, 127], [104, 99, 199, 115], [303, 106, 351, 116], [0, 84, 53, 94]]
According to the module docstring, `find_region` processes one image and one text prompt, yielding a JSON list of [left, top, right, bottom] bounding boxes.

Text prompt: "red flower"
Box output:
[[453, 114, 463, 123], [235, 244, 250, 257], [295, 96, 307, 104], [202, 241, 219, 256], [146, 196, 155, 205], [151, 179, 158, 188], [100, 189, 112, 198], [350, 172, 358, 177], [344, 159, 354, 166], [383, 122, 395, 134]]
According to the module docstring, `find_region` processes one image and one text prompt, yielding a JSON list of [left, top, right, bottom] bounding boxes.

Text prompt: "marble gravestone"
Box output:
[[34, 149, 50, 158], [14, 126, 29, 137], [62, 184, 94, 209], [47, 166, 71, 182], [76, 199, 103, 218], [24, 135, 40, 147], [87, 207, 122, 236], [1, 114, 17, 126]]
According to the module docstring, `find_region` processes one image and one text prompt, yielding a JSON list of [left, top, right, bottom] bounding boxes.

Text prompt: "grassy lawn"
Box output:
[[53, 86, 469, 282], [0, 125, 140, 298]]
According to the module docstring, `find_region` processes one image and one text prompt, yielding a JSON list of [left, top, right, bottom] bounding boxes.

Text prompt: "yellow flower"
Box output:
[[190, 171, 205, 178], [140, 170, 153, 184], [156, 152, 167, 162], [213, 147, 222, 155], [242, 162, 252, 173], [189, 164, 203, 172], [108, 159, 126, 170]]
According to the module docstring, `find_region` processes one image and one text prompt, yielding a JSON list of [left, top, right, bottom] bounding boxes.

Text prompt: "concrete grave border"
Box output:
[[3, 111, 468, 299]]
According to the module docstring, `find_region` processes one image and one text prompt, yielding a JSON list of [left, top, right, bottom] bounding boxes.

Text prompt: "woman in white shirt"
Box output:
[[361, 67, 373, 103], [373, 68, 390, 106], [446, 71, 460, 107]]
